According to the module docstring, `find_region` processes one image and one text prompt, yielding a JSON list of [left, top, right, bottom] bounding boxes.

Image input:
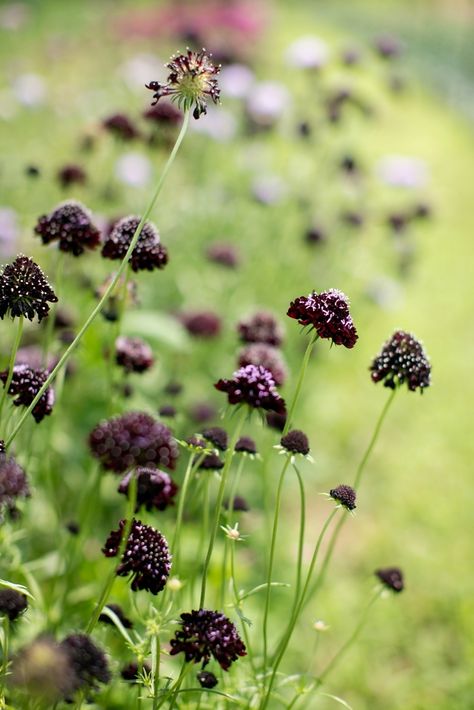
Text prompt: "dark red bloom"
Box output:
[[115, 336, 154, 374], [215, 364, 286, 414], [34, 201, 100, 257], [60, 634, 110, 694], [102, 113, 140, 141], [0, 588, 28, 621], [375, 567, 404, 592], [329, 484, 356, 511], [181, 311, 221, 338], [0, 365, 55, 423], [280, 430, 310, 456], [118, 467, 178, 512], [0, 453, 29, 511], [102, 216, 168, 273], [57, 164, 87, 188], [237, 311, 283, 347], [238, 343, 287, 386], [287, 289, 358, 348], [143, 100, 183, 125], [0, 255, 57, 322], [370, 331, 431, 393], [206, 242, 239, 268], [201, 427, 228, 451]]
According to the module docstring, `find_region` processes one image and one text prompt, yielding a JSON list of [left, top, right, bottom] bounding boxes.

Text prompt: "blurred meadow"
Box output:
[[0, 0, 473, 708]]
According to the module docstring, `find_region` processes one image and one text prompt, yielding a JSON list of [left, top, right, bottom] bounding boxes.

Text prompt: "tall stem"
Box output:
[[42, 251, 64, 366], [0, 615, 9, 695], [0, 316, 24, 426], [283, 332, 318, 436], [5, 111, 191, 450], [171, 452, 196, 572], [292, 464, 306, 615]]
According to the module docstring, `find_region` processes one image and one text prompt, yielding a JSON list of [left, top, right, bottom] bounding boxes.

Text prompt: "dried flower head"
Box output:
[[11, 637, 75, 702], [102, 113, 140, 141], [215, 364, 286, 414], [146, 48, 220, 120], [235, 436, 257, 455], [375, 567, 404, 592], [0, 365, 55, 422], [238, 311, 284, 347], [102, 216, 168, 273], [0, 255, 58, 322], [180, 310, 221, 338], [238, 343, 287, 386], [202, 427, 228, 451], [115, 336, 154, 374], [197, 670, 218, 688], [280, 430, 310, 456], [102, 518, 171, 594], [329, 484, 357, 511], [57, 164, 87, 188], [89, 412, 179, 473], [287, 289, 358, 348], [0, 588, 28, 621], [60, 634, 111, 695], [0, 453, 29, 512], [34, 201, 100, 256], [118, 467, 178, 512], [169, 609, 246, 670], [370, 331, 431, 393]]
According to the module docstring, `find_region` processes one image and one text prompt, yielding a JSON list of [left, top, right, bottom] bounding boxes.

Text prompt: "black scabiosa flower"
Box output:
[[102, 216, 168, 273], [0, 365, 55, 423], [223, 495, 249, 512], [159, 404, 176, 418], [329, 484, 357, 511], [202, 427, 228, 451], [237, 311, 283, 347], [238, 343, 287, 386], [57, 164, 87, 188], [121, 661, 152, 683], [89, 412, 179, 473], [280, 430, 310, 456], [115, 336, 154, 374], [375, 567, 404, 592], [189, 401, 217, 423], [118, 467, 178, 512], [60, 634, 110, 695], [199, 452, 224, 471], [235, 436, 257, 455], [169, 609, 246, 670], [206, 242, 239, 268], [102, 518, 171, 594], [102, 113, 140, 141], [34, 201, 101, 257], [287, 289, 358, 348], [146, 48, 221, 120], [0, 255, 58, 322], [143, 100, 183, 126], [99, 603, 133, 629], [197, 670, 218, 688], [180, 311, 221, 338], [0, 588, 28, 621], [266, 411, 287, 432], [215, 365, 286, 414], [0, 453, 29, 513], [370, 331, 431, 393], [11, 637, 76, 702]]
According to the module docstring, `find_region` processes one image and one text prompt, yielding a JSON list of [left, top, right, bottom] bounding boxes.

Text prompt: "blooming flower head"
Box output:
[[180, 310, 221, 338], [34, 201, 101, 257], [0, 255, 58, 322], [329, 484, 357, 511], [0, 365, 55, 423], [57, 164, 87, 188], [89, 411, 179, 473], [287, 288, 358, 348], [280, 430, 310, 456], [102, 518, 171, 594], [11, 637, 75, 702], [118, 467, 178, 512], [169, 609, 246, 670], [235, 436, 257, 456], [60, 634, 111, 696], [143, 100, 183, 126], [115, 336, 154, 374], [102, 113, 140, 141], [237, 311, 283, 347], [146, 48, 221, 120], [0, 588, 28, 621], [121, 661, 152, 683], [215, 364, 286, 414], [375, 567, 404, 592], [206, 242, 239, 268], [102, 216, 168, 273], [238, 343, 287, 386], [0, 453, 29, 513], [201, 427, 228, 451], [370, 331, 431, 393]]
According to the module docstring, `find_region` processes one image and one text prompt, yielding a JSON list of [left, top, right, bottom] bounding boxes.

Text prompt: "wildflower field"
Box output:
[[0, 0, 473, 708]]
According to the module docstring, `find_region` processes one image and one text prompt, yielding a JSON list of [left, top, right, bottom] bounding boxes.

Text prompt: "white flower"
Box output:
[[286, 36, 329, 69]]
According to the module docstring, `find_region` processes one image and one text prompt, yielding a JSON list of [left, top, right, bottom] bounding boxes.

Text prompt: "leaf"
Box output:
[[122, 312, 190, 351], [319, 692, 354, 710], [0, 579, 34, 600], [239, 582, 290, 602], [99, 606, 135, 647], [234, 606, 252, 627]]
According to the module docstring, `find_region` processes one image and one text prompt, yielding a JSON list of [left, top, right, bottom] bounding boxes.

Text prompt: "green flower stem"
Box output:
[[262, 455, 291, 670], [199, 407, 247, 609], [85, 474, 138, 635], [283, 331, 318, 436], [171, 452, 198, 573], [230, 541, 257, 677], [262, 508, 339, 710], [0, 315, 24, 427], [0, 615, 9, 693], [152, 634, 160, 710], [5, 110, 191, 450], [42, 251, 64, 366], [303, 389, 397, 606], [158, 660, 190, 710], [292, 464, 306, 616], [317, 589, 382, 684], [219, 455, 245, 607]]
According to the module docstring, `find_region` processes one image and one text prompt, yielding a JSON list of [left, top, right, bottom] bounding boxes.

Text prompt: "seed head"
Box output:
[[118, 467, 178, 512], [0, 365, 55, 423], [370, 331, 431, 393], [329, 484, 357, 511], [237, 311, 284, 347], [0, 255, 58, 322], [287, 288, 358, 348], [34, 201, 100, 256], [215, 364, 286, 414], [375, 567, 404, 592], [102, 216, 168, 273], [115, 336, 154, 374], [0, 588, 28, 621]]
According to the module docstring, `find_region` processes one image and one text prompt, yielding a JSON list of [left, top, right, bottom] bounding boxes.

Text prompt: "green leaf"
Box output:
[[319, 692, 354, 710], [99, 605, 135, 647], [239, 582, 290, 602]]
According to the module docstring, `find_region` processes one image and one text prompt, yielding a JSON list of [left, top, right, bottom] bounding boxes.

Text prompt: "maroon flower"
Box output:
[[121, 661, 152, 683], [370, 331, 431, 393], [60, 634, 110, 694], [0, 365, 55, 423], [197, 670, 218, 688], [0, 255, 57, 322], [115, 336, 154, 374], [237, 311, 283, 347], [34, 201, 100, 256], [201, 427, 228, 451], [57, 164, 87, 188], [375, 567, 404, 592], [0, 453, 29, 512], [280, 430, 310, 456], [287, 289, 358, 348], [102, 113, 140, 141], [329, 484, 356, 511], [181, 311, 221, 338], [0, 589, 28, 621], [215, 364, 286, 414], [206, 242, 239, 268], [99, 603, 133, 629], [102, 216, 168, 273], [143, 100, 183, 126], [238, 343, 287, 386], [118, 467, 178, 512], [235, 436, 257, 455]]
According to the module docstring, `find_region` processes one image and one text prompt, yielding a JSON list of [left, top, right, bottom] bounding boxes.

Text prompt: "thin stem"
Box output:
[[219, 456, 245, 607], [199, 407, 247, 609], [171, 452, 196, 572], [283, 332, 318, 436], [1, 615, 9, 692], [5, 110, 191, 450], [230, 542, 257, 677], [152, 634, 160, 710], [292, 464, 306, 616], [42, 251, 64, 366], [0, 316, 24, 426], [262, 455, 291, 670]]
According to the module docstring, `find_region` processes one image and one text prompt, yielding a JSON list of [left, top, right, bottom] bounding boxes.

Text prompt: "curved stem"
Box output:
[[42, 251, 64, 366], [171, 452, 197, 572], [0, 616, 9, 693], [5, 111, 191, 450], [292, 464, 306, 616], [0, 316, 24, 427], [220, 456, 245, 607], [283, 332, 318, 436]]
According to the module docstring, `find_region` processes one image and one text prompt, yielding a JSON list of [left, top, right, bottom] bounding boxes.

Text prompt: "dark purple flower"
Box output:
[[115, 336, 154, 374], [102, 113, 140, 141], [201, 427, 228, 451], [215, 364, 286, 414], [34, 201, 100, 256], [374, 34, 402, 60], [102, 518, 171, 594], [181, 311, 221, 338], [305, 225, 327, 246], [197, 670, 218, 688], [159, 404, 176, 418], [60, 634, 110, 694], [121, 661, 152, 683], [266, 411, 287, 432], [238, 343, 287, 386], [0, 255, 58, 322], [287, 289, 358, 348], [169, 609, 246, 670], [164, 381, 183, 396], [223, 495, 249, 512], [237, 311, 283, 347], [370, 331, 431, 393], [280, 430, 310, 456], [235, 436, 257, 455], [329, 484, 356, 511], [0, 588, 28, 621], [143, 100, 183, 126], [199, 452, 224, 471], [0, 454, 29, 511], [89, 412, 179, 473], [375, 567, 404, 592], [102, 216, 168, 273], [206, 242, 239, 268], [57, 164, 87, 188], [99, 603, 133, 629], [0, 365, 55, 423], [118, 467, 178, 512]]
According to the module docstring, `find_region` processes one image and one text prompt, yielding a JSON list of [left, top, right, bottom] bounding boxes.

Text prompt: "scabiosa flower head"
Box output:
[[197, 670, 218, 688], [34, 201, 101, 257], [280, 430, 310, 456], [370, 331, 431, 393], [329, 484, 356, 511], [102, 518, 171, 594], [10, 637, 75, 702], [224, 495, 249, 512], [170, 609, 246, 670], [237, 311, 284, 347], [199, 452, 224, 471], [238, 343, 287, 386], [201, 426, 228, 451], [206, 242, 239, 268], [121, 661, 152, 683], [180, 310, 221, 338], [215, 365, 286, 414], [0, 365, 55, 422], [0, 453, 29, 512], [118, 467, 178, 512], [60, 634, 111, 695], [0, 588, 28, 621], [57, 164, 87, 188], [143, 100, 183, 126], [159, 404, 176, 418], [99, 603, 133, 629], [146, 48, 221, 120], [189, 401, 217, 423], [287, 288, 358, 348], [115, 336, 154, 374], [89, 411, 179, 473], [266, 411, 287, 432], [102, 113, 140, 141], [235, 436, 257, 455], [375, 567, 404, 592], [102, 216, 168, 273], [0, 255, 58, 322]]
